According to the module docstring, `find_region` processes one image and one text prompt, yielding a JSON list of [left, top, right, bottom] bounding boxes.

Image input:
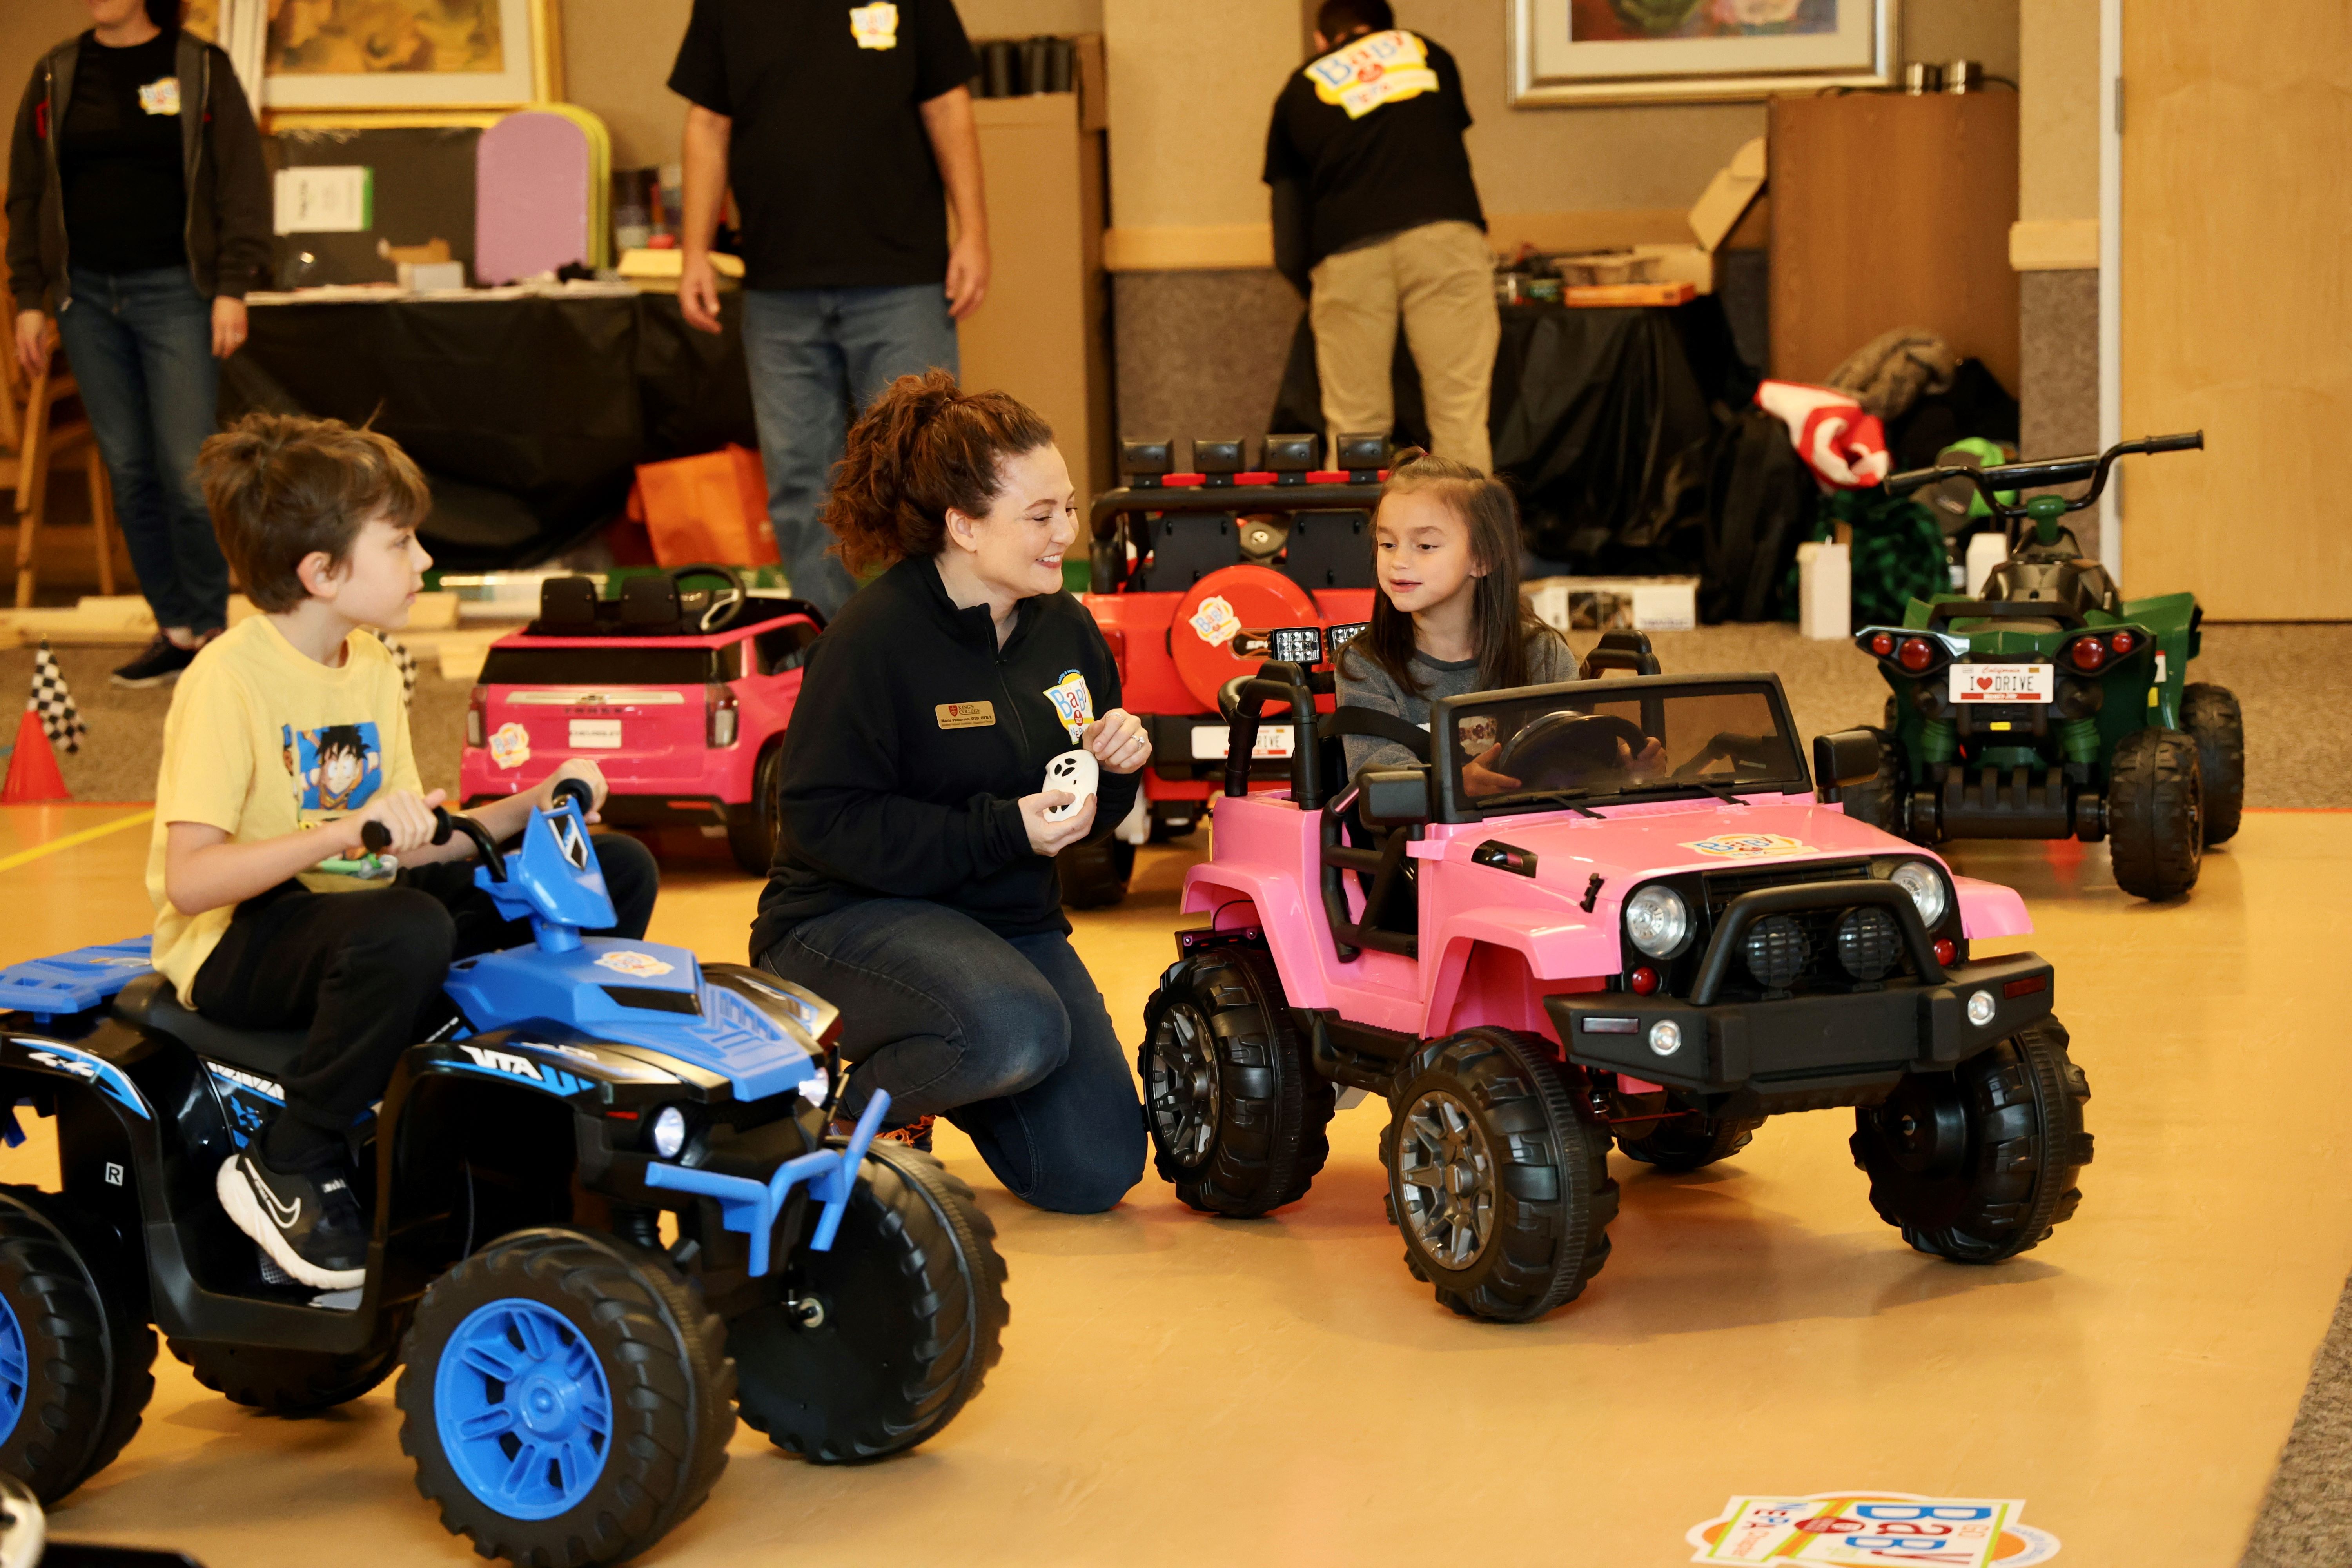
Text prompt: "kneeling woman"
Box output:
[[752, 371, 1147, 1214]]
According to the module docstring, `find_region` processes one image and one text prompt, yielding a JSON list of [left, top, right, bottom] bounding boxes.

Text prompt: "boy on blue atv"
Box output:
[[158, 413, 657, 1289]]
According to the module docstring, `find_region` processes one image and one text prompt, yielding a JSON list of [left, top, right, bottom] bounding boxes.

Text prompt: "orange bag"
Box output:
[[626, 445, 780, 567]]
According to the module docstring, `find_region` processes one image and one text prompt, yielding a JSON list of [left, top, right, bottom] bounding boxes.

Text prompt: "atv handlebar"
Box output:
[[359, 805, 508, 881], [1885, 432, 2203, 521]]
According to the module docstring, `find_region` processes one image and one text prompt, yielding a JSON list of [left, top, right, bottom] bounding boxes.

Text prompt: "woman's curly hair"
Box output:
[[823, 370, 1056, 575]]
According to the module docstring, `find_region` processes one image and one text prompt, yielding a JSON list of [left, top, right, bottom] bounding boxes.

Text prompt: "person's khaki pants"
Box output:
[[1308, 219, 1499, 474]]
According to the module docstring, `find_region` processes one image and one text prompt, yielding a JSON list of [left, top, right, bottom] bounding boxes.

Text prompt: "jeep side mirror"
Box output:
[[1359, 766, 1431, 823], [1812, 729, 1882, 795]]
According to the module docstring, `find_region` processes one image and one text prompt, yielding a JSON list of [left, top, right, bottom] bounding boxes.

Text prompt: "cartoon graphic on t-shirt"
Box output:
[[285, 722, 383, 812]]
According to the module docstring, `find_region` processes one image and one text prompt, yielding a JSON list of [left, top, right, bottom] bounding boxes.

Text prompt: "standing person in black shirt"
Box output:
[[667, 0, 989, 619], [753, 370, 1147, 1214], [7, 0, 267, 687], [1266, 0, 1499, 474]]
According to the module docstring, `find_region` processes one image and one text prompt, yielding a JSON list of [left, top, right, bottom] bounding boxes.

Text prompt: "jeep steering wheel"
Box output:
[[666, 563, 750, 633], [1493, 711, 1651, 789]]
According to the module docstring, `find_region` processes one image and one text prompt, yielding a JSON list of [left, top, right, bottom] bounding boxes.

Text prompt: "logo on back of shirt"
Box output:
[[850, 2, 899, 49], [285, 722, 384, 813], [1303, 30, 1438, 120]]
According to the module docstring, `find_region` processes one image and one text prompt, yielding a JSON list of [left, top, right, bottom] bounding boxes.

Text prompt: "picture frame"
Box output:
[[1510, 0, 1898, 107], [188, 0, 563, 114]]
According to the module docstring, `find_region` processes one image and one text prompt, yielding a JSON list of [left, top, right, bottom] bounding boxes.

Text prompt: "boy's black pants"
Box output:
[[188, 833, 659, 1163]]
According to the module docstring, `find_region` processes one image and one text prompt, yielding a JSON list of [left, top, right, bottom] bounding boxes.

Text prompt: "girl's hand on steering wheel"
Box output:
[[1628, 737, 1668, 780], [1019, 789, 1096, 856], [1081, 708, 1151, 775], [1461, 744, 1522, 799]]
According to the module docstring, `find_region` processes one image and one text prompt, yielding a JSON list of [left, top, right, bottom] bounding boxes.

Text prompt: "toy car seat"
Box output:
[[111, 972, 309, 1084], [621, 573, 683, 629], [1578, 630, 1661, 680], [1981, 536, 2121, 619], [535, 575, 601, 632], [1279, 512, 1374, 591]]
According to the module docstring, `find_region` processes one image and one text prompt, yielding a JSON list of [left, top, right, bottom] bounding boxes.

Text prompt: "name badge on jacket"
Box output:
[[936, 700, 995, 730]]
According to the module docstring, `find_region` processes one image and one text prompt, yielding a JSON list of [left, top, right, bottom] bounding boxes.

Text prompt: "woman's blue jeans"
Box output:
[[54, 266, 230, 632], [759, 898, 1145, 1215]]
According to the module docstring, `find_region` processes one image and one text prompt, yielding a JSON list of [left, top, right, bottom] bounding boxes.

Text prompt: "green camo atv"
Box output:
[[1832, 433, 2242, 902]]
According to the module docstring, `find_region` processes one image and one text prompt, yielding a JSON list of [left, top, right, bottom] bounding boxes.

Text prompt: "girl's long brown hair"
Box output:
[[1339, 452, 1562, 695], [823, 369, 1055, 576]]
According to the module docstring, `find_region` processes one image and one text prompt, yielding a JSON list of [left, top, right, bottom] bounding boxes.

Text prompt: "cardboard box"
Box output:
[[1526, 575, 1700, 633], [1544, 136, 1765, 297]]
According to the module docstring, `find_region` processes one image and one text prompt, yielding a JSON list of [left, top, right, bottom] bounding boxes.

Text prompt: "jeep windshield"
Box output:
[[1428, 677, 1810, 819]]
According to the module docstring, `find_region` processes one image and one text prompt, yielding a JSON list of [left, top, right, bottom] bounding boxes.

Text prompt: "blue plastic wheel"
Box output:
[[432, 1297, 612, 1521], [0, 1292, 25, 1447]]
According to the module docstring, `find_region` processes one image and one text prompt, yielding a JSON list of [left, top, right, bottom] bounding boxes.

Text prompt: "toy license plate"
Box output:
[[1949, 663, 2054, 704], [1190, 724, 1294, 760], [569, 719, 623, 748]]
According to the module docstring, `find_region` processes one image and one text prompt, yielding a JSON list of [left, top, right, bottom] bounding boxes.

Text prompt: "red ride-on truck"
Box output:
[[1067, 433, 1388, 906]]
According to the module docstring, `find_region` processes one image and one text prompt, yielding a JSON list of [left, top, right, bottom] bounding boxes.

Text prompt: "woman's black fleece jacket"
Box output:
[[750, 554, 1138, 956]]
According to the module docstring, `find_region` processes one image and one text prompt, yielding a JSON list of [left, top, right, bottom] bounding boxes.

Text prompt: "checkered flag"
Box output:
[[370, 629, 418, 705], [29, 640, 84, 755]]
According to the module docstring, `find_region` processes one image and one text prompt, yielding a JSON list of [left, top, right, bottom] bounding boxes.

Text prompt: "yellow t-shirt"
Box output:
[[146, 617, 423, 999]]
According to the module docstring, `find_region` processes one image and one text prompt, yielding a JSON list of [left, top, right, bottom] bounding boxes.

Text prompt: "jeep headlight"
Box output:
[[1624, 884, 1691, 959], [1889, 861, 1948, 927]]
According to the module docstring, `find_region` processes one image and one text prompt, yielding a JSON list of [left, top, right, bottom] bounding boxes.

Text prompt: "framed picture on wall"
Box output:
[[185, 0, 563, 112], [1510, 0, 1898, 105]]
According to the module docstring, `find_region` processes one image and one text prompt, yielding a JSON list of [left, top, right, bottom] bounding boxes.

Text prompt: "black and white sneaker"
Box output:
[[111, 634, 197, 688], [217, 1150, 368, 1290]]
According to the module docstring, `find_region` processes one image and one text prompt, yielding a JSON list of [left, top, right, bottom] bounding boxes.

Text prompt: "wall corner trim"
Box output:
[[2011, 218, 2100, 272], [1105, 225, 1274, 272]]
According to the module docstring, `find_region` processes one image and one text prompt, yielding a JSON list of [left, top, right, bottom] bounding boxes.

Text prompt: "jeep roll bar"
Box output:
[[1885, 432, 2203, 548]]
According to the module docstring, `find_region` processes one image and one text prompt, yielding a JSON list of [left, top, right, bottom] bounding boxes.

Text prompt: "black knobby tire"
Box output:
[[397, 1228, 734, 1565], [2181, 682, 2245, 846], [727, 741, 785, 877], [2107, 726, 2203, 900], [0, 1189, 154, 1496], [1379, 1029, 1617, 1322], [1056, 836, 1136, 909], [1851, 1015, 2093, 1263], [1838, 727, 1910, 840], [170, 1315, 408, 1415], [731, 1142, 1009, 1464], [1139, 946, 1335, 1217], [1616, 1113, 1764, 1173], [0, 1196, 153, 1503]]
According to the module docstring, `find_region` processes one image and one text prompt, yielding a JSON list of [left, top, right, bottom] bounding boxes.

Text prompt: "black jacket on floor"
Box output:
[[751, 554, 1138, 955]]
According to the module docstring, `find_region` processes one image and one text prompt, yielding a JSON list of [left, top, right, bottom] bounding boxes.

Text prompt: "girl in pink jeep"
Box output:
[[1335, 452, 1579, 796]]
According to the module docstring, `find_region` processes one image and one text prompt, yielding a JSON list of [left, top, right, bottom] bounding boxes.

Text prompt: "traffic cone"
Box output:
[[1, 707, 68, 803]]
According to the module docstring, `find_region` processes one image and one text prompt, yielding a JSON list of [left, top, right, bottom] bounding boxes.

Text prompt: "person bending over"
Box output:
[[752, 369, 1148, 1214], [1336, 451, 1579, 794], [152, 412, 659, 1291]]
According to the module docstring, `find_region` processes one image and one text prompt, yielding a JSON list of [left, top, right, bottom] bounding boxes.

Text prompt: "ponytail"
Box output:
[[823, 370, 1055, 576]]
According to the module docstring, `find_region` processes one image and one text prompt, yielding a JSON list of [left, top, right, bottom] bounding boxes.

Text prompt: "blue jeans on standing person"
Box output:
[[758, 898, 1144, 1215], [54, 267, 232, 635], [739, 284, 958, 617]]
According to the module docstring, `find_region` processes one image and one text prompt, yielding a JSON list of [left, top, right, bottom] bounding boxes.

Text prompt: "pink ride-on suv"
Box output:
[[1139, 648, 2092, 1322], [460, 566, 824, 874]]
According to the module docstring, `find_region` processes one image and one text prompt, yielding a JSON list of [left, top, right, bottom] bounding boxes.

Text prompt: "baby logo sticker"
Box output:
[[488, 721, 532, 769], [849, 2, 898, 48], [1303, 29, 1439, 120], [1685, 1492, 2058, 1566], [136, 76, 180, 116], [285, 723, 383, 812], [1043, 670, 1095, 743], [1188, 595, 1243, 647], [1683, 833, 1814, 859], [594, 951, 675, 978]]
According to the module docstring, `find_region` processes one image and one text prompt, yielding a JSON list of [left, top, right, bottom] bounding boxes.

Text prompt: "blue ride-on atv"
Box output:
[[0, 783, 1007, 1564], [1836, 433, 2242, 901]]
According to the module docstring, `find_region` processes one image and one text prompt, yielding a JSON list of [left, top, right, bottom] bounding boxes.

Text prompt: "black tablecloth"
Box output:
[[222, 293, 758, 570], [1270, 297, 1756, 570]]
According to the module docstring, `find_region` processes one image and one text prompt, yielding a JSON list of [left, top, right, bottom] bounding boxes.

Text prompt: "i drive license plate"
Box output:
[[1190, 724, 1294, 760], [1950, 664, 2054, 704], [569, 718, 623, 748]]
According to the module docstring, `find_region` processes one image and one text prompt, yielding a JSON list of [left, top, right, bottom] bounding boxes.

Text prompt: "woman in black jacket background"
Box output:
[[753, 370, 1149, 1214], [7, 0, 269, 687]]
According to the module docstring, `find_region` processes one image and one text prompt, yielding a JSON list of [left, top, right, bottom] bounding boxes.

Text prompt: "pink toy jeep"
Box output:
[[1140, 655, 2093, 1322], [460, 566, 824, 874]]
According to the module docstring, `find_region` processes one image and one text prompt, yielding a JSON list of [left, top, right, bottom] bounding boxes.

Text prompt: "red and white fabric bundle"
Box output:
[[1755, 381, 1891, 491]]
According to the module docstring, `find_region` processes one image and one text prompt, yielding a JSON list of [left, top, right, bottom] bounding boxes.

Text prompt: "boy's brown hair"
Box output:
[[196, 413, 431, 613]]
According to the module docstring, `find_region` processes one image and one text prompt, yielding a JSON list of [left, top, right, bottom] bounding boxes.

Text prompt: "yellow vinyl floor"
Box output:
[[2, 806, 2345, 1566]]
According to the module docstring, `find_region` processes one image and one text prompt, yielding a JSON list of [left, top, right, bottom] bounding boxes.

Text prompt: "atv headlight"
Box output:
[[1889, 862, 1948, 928], [652, 1105, 688, 1160], [1624, 884, 1691, 959]]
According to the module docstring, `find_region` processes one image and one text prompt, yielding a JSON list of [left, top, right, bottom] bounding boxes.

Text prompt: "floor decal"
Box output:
[[1686, 1492, 2060, 1564]]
